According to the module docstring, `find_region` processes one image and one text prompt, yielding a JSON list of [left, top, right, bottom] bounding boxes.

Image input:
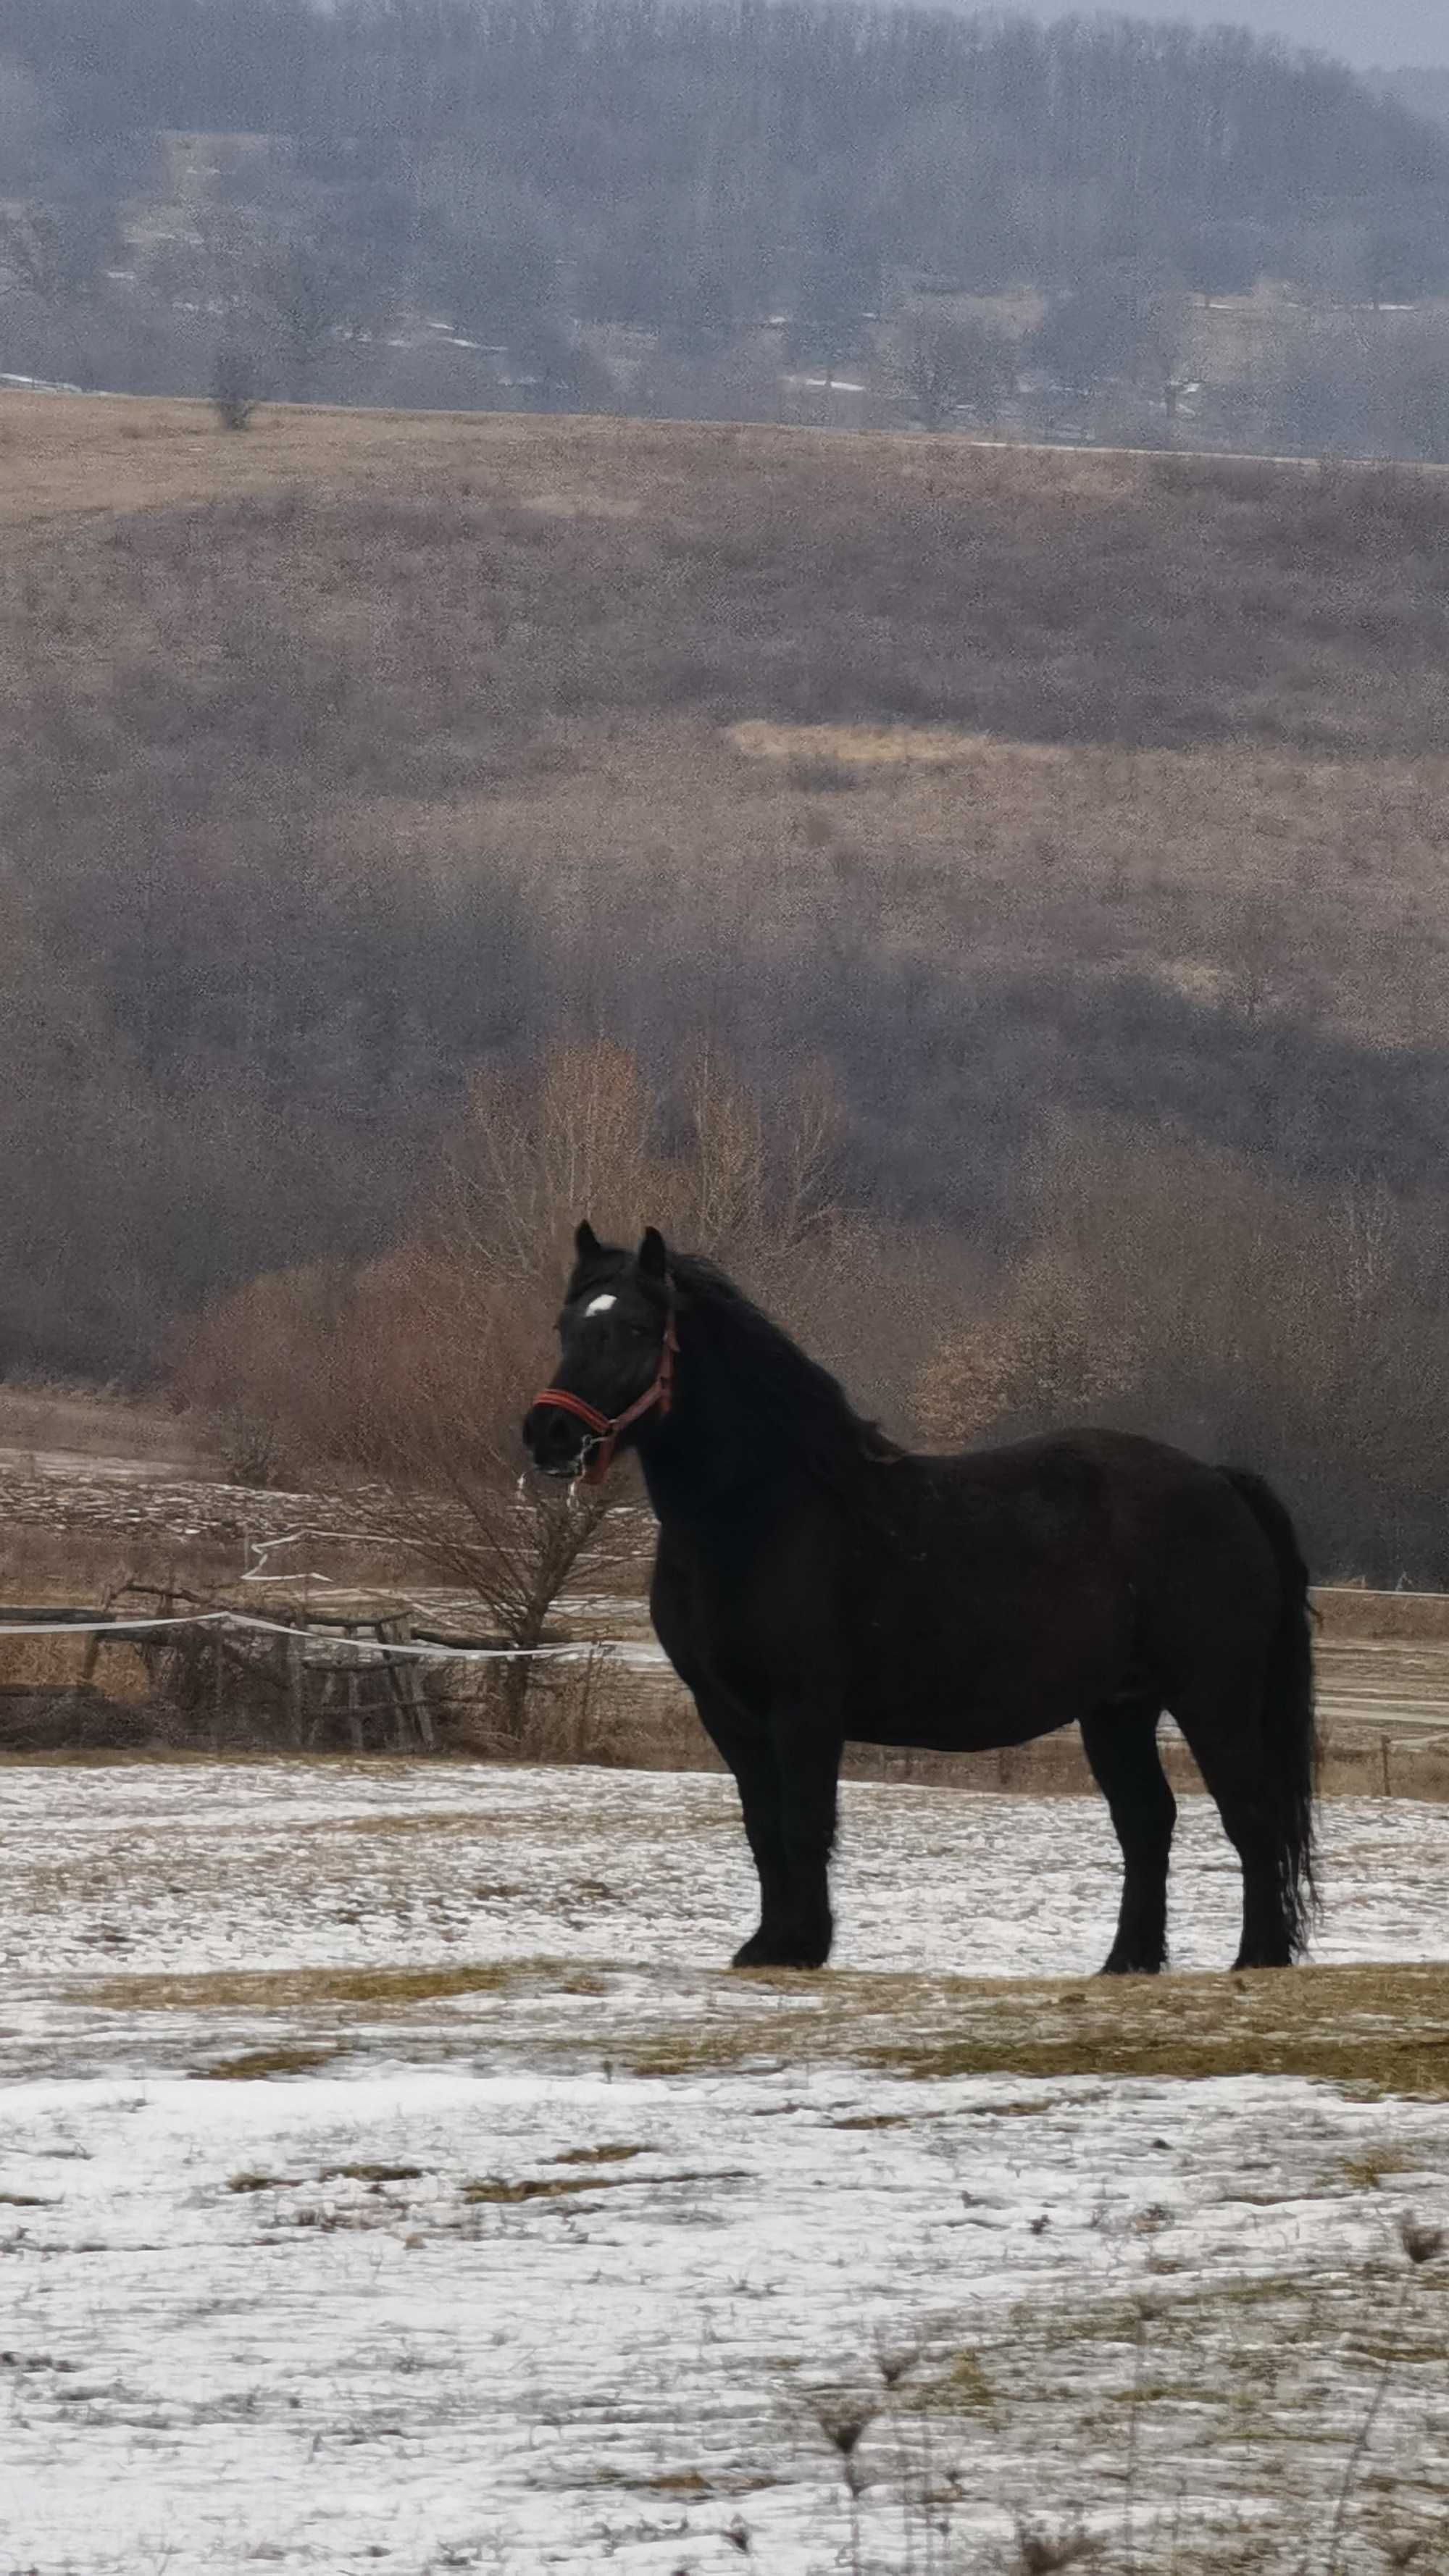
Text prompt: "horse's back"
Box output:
[[940, 1425, 1287, 1690], [835, 1426, 1285, 1747], [932, 1426, 1271, 1560]]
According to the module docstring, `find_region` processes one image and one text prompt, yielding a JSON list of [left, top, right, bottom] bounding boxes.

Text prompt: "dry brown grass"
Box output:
[[7, 396, 1439, 1056], [622, 1958, 1449, 2096], [0, 1382, 213, 1468], [81, 1957, 560, 2012], [0, 391, 1163, 527], [1316, 1586, 1449, 1641], [74, 1952, 1449, 2101], [727, 718, 1011, 767], [402, 714, 1449, 1055]]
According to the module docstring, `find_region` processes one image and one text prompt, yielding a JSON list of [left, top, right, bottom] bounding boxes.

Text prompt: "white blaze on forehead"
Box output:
[[585, 1293, 618, 1316]]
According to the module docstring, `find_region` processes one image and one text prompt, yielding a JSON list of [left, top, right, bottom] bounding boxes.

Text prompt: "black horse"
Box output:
[[524, 1225, 1318, 1975]]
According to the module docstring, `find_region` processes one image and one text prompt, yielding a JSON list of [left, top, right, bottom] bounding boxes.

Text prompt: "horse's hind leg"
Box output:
[[1080, 1698, 1175, 1975], [1169, 1685, 1292, 1969], [727, 1728, 823, 1969]]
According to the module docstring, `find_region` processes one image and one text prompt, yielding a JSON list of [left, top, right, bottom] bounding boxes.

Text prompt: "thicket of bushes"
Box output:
[[175, 1042, 1449, 1592]]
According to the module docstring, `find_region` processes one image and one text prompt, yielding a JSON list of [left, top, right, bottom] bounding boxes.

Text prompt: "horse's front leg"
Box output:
[[682, 1655, 840, 1967], [734, 1711, 839, 1971], [724, 1726, 808, 1969], [685, 1689, 795, 1967]]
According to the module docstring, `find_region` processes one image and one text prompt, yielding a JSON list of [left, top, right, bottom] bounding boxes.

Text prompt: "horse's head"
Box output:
[[522, 1221, 677, 1482]]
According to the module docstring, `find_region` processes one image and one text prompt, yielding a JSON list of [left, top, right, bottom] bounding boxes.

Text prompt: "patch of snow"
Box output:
[[3, 1766, 1448, 1998], [3, 1768, 1447, 2572]]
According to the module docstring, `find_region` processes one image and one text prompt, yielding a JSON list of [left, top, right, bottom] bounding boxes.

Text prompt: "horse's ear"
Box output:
[[575, 1219, 603, 1262], [637, 1226, 669, 1281]]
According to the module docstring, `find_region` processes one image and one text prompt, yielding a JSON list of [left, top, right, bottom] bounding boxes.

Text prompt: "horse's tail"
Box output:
[[1223, 1468, 1320, 1957]]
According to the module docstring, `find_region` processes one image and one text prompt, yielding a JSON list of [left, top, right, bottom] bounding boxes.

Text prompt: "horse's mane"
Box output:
[[669, 1252, 900, 1480]]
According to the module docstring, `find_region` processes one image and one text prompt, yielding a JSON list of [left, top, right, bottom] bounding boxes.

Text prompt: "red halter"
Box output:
[[531, 1311, 679, 1486]]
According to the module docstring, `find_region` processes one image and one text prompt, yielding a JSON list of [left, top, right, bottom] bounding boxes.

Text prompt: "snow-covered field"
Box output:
[[3, 1762, 1448, 2575]]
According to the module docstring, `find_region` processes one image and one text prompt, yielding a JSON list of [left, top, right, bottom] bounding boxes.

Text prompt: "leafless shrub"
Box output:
[[212, 340, 262, 429], [175, 1039, 859, 1744], [916, 1125, 1449, 1578], [888, 309, 1017, 430], [1013, 2521, 1101, 2576], [1397, 2216, 1445, 2268], [217, 1410, 291, 1489]]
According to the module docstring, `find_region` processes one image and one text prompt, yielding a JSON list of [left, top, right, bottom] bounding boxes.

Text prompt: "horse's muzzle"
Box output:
[[521, 1400, 592, 1479]]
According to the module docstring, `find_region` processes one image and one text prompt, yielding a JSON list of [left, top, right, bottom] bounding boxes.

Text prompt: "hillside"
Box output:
[[7, 390, 1449, 1560], [2, 397, 1448, 1251]]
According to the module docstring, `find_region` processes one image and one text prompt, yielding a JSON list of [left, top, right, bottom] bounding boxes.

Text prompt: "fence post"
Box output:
[[377, 1616, 435, 1752], [396, 1617, 435, 1750], [285, 1630, 306, 1748], [345, 1628, 364, 1752]]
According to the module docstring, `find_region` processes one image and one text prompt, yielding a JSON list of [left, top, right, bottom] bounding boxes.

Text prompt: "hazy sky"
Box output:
[[1014, 4, 1449, 73]]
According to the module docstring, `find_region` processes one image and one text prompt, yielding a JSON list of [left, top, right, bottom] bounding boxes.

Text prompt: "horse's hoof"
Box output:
[[1097, 1951, 1163, 1977], [732, 1931, 830, 1971]]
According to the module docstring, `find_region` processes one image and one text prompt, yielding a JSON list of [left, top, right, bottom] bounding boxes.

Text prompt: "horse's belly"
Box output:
[[843, 1602, 1124, 1751], [845, 1702, 1078, 1755]]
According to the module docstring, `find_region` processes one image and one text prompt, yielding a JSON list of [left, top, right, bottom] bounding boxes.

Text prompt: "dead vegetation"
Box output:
[[9, 399, 1449, 1610], [0, 1379, 212, 1469], [73, 1955, 1449, 2103], [8, 401, 1449, 1398], [619, 1960, 1449, 2100]]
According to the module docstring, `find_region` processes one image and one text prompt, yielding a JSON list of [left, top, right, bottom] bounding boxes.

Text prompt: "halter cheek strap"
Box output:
[[531, 1311, 679, 1486]]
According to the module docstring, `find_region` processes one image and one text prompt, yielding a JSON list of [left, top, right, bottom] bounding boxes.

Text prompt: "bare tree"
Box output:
[[0, 195, 117, 306], [1032, 261, 1187, 417], [889, 310, 1016, 430], [255, 241, 376, 401], [177, 1040, 848, 1740]]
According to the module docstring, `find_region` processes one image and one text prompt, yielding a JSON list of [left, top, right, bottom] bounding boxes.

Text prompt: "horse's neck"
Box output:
[[637, 1347, 771, 1523], [637, 1302, 855, 1528]]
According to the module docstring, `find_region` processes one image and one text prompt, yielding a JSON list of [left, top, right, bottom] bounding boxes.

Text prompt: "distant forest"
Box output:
[[6, 3, 1445, 275], [5, 4, 1449, 449]]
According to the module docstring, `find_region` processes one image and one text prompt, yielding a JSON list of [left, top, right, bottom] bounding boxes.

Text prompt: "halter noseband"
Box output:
[[531, 1308, 679, 1486]]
